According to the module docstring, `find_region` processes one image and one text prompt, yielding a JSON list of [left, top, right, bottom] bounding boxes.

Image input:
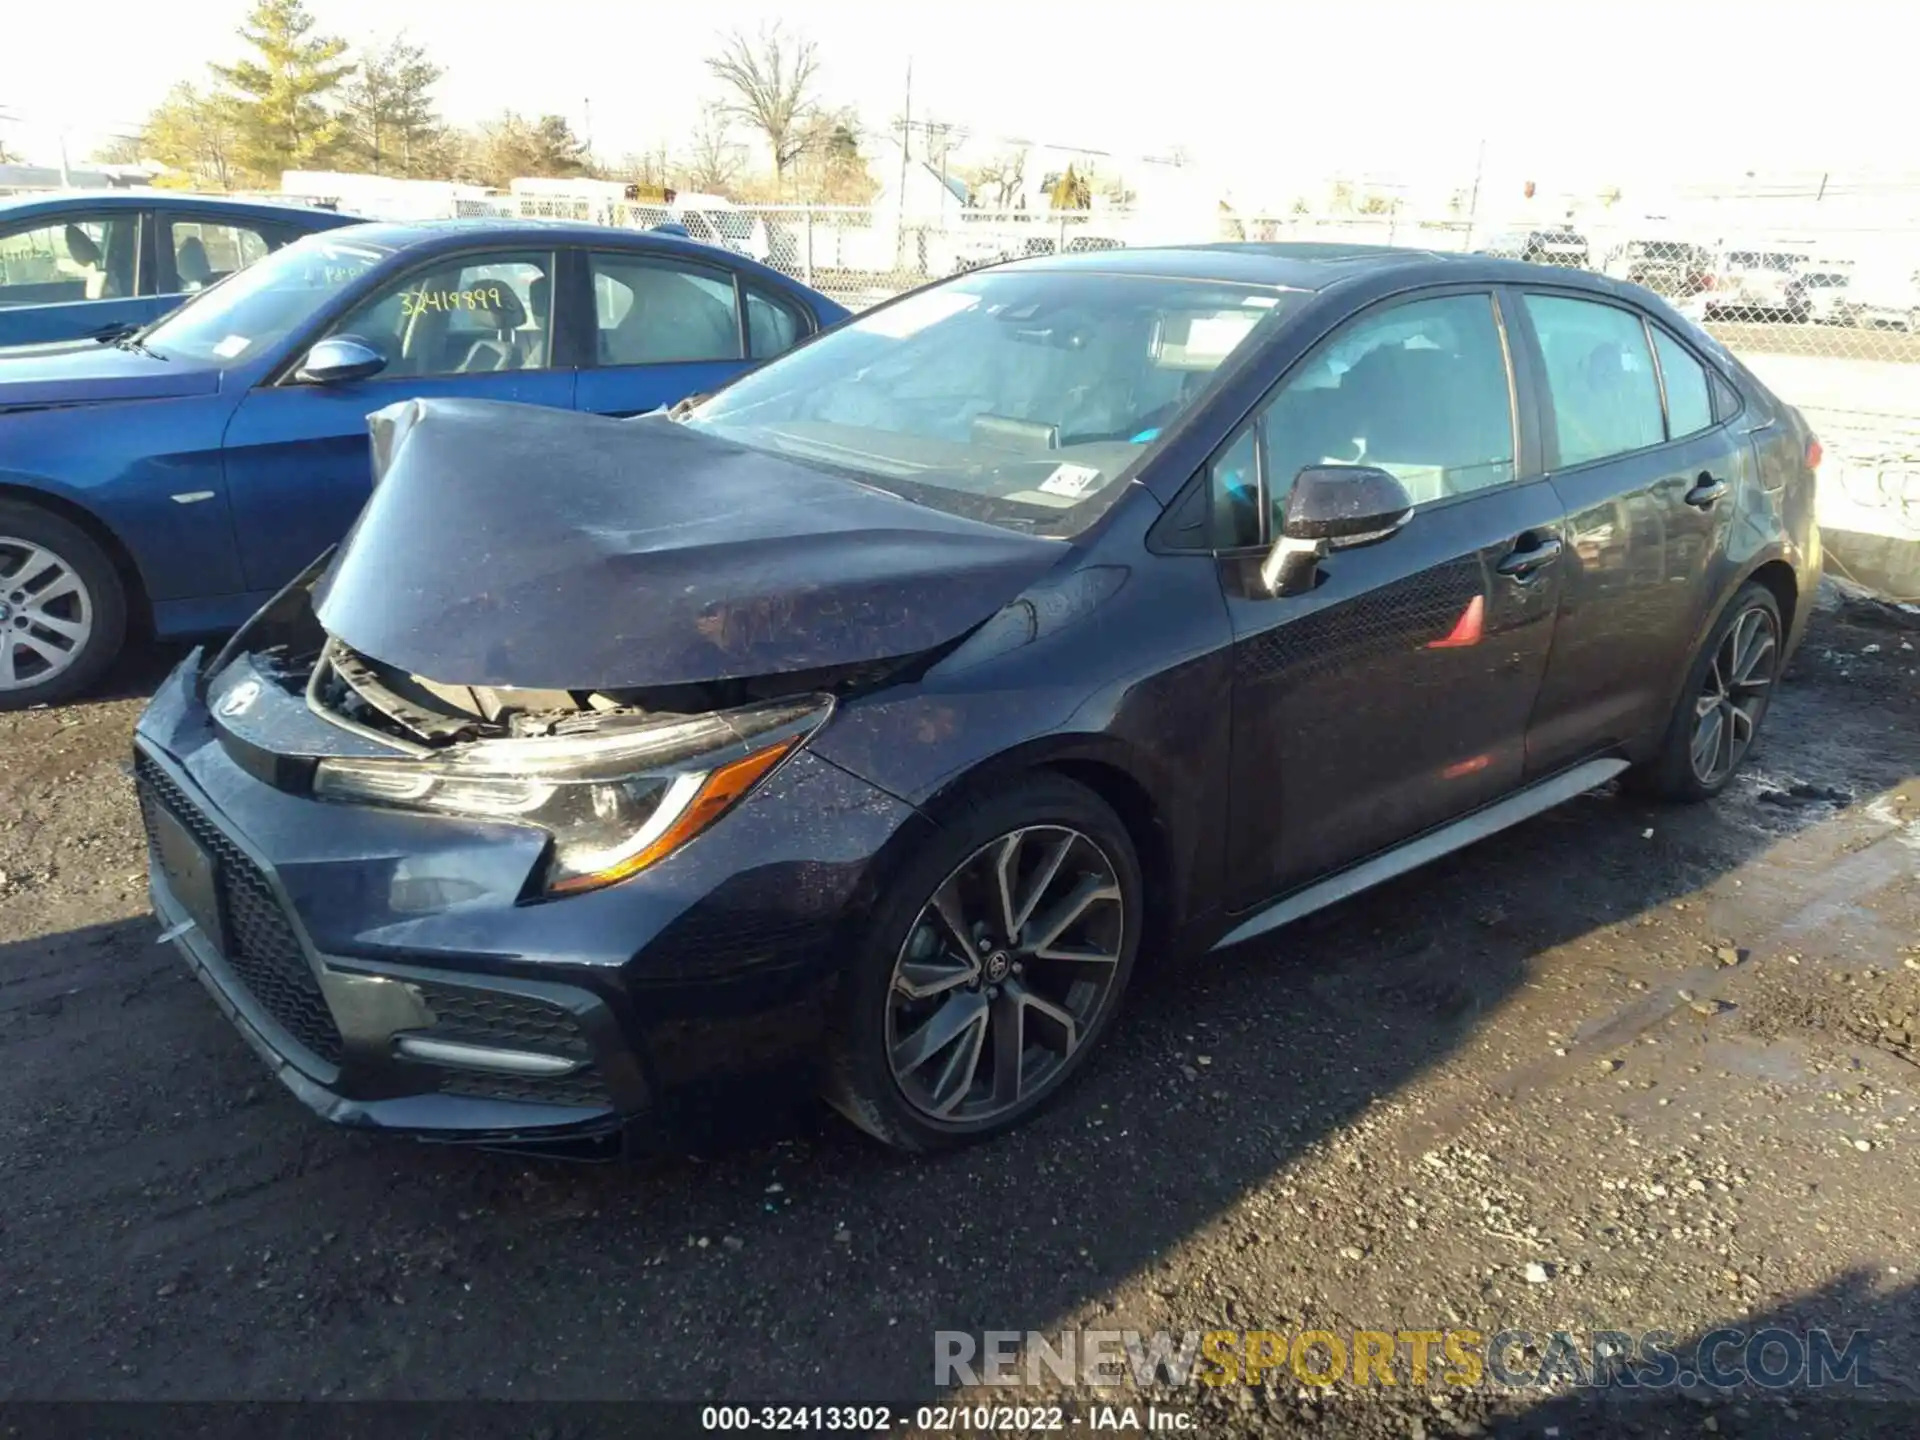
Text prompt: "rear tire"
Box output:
[[1626, 582, 1782, 803], [0, 501, 127, 711], [823, 772, 1142, 1153]]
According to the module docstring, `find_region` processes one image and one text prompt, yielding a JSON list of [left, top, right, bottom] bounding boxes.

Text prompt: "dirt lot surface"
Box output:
[[3, 602, 1918, 1438]]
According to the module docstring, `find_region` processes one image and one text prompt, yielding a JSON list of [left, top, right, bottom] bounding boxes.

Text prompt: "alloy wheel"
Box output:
[[886, 825, 1126, 1124], [0, 537, 94, 694], [1689, 604, 1778, 787]]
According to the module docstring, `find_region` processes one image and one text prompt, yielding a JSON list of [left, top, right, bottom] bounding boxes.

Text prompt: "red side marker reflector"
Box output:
[[1428, 594, 1485, 650], [1807, 438, 1823, 471], [1443, 754, 1492, 780]]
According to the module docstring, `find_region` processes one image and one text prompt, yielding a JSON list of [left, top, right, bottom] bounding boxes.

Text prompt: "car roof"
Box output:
[[1001, 242, 1615, 294], [319, 216, 739, 248], [305, 217, 820, 289], [0, 189, 352, 225]]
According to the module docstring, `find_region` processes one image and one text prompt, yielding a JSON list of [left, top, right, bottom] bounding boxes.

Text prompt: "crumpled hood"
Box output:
[[313, 398, 1070, 691], [0, 340, 222, 409]]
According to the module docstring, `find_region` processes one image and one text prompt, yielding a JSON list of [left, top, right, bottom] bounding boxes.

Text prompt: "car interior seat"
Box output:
[[603, 271, 736, 364], [65, 224, 112, 298], [1566, 338, 1658, 459], [455, 282, 531, 373], [175, 237, 214, 291], [522, 275, 551, 368]]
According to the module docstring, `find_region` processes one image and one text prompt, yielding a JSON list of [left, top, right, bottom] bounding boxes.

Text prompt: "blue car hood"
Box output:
[[313, 398, 1070, 692], [0, 341, 222, 409]]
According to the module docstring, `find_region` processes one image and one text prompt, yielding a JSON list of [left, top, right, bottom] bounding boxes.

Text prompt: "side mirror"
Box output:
[[1261, 464, 1414, 596], [296, 336, 387, 385]]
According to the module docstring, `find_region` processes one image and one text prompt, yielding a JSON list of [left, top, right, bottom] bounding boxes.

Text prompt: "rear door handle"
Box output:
[[1684, 473, 1729, 508], [1496, 535, 1563, 579]]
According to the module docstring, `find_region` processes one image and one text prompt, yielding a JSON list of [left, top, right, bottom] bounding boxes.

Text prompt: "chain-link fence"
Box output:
[[579, 198, 1920, 366], [471, 189, 1920, 462], [595, 195, 1912, 592], [465, 192, 1917, 338], [316, 186, 1920, 596]]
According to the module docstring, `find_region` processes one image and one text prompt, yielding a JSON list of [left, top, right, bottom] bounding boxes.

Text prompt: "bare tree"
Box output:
[[615, 145, 671, 189], [91, 134, 147, 165], [967, 148, 1027, 209], [704, 24, 820, 187], [678, 104, 744, 195]]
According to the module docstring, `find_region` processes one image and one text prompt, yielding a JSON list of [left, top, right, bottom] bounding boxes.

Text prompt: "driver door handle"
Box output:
[[1684, 472, 1730, 508], [1496, 534, 1563, 579]]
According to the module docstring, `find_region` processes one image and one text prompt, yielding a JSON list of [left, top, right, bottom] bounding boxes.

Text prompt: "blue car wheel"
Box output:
[[0, 500, 128, 710]]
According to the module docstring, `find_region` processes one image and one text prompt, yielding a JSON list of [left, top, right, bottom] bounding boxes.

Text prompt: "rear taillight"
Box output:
[[1807, 438, 1823, 471]]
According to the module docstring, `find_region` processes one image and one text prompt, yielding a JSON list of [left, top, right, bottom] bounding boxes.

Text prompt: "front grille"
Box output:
[[408, 981, 611, 1109], [136, 752, 345, 1066], [436, 1068, 612, 1108]]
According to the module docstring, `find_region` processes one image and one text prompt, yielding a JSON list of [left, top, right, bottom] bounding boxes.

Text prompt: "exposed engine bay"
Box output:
[[212, 549, 916, 755], [306, 632, 907, 750]]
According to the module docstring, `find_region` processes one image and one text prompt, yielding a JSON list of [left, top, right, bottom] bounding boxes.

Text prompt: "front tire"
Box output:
[[1627, 582, 1782, 802], [0, 501, 127, 711], [824, 773, 1142, 1152]]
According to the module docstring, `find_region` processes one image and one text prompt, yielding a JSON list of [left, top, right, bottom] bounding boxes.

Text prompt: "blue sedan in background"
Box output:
[[0, 190, 357, 348], [0, 218, 848, 707]]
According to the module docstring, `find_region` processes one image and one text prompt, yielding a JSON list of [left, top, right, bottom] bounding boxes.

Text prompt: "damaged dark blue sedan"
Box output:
[[135, 245, 1822, 1153]]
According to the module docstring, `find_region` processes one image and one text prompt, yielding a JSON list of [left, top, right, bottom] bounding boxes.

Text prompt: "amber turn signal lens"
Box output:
[[546, 737, 799, 896]]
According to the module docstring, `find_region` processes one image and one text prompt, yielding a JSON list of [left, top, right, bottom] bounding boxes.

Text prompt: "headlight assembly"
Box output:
[[312, 696, 830, 897]]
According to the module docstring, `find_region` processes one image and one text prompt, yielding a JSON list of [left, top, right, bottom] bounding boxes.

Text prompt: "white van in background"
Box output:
[[1837, 262, 1920, 330]]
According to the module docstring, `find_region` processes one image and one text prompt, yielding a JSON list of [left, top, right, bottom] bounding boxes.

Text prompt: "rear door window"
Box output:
[[1520, 294, 1665, 467], [1650, 328, 1713, 440], [164, 217, 274, 293], [744, 285, 807, 359], [590, 253, 742, 364]]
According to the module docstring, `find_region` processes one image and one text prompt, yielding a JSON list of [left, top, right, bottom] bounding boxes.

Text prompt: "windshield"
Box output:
[[682, 271, 1302, 536], [140, 234, 391, 363]]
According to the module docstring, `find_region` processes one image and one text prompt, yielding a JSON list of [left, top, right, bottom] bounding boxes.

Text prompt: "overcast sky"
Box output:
[[4, 0, 1910, 197]]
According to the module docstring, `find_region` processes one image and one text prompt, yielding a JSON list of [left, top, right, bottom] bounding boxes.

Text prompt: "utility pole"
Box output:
[[896, 60, 912, 266], [935, 122, 951, 216], [898, 61, 912, 193], [1463, 138, 1486, 249]]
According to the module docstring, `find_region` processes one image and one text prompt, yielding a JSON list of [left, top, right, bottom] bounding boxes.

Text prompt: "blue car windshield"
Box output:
[[141, 235, 392, 363], [682, 270, 1303, 537]]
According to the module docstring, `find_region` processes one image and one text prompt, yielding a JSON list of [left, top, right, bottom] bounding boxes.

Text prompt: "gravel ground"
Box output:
[[2, 602, 1917, 1438]]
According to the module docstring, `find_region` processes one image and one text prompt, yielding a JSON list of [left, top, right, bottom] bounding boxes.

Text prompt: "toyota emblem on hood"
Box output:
[[216, 679, 262, 718]]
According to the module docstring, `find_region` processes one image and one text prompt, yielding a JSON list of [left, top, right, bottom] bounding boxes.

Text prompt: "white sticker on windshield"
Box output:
[[212, 334, 251, 359], [1182, 313, 1260, 360], [1038, 463, 1103, 499], [853, 289, 979, 340]]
